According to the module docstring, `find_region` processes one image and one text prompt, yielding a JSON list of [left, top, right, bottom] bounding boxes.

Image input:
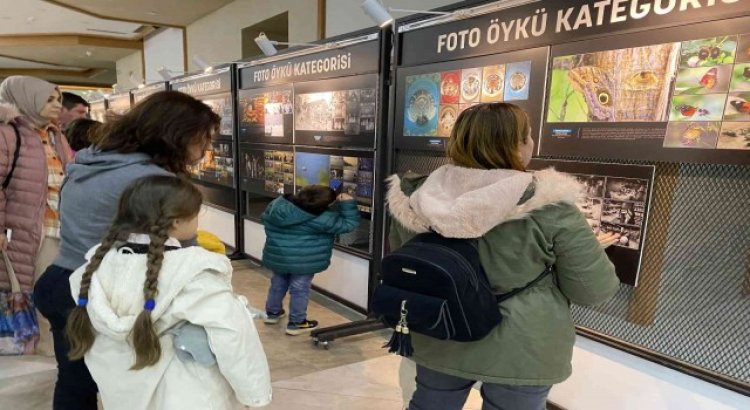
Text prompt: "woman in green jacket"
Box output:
[[387, 103, 620, 410]]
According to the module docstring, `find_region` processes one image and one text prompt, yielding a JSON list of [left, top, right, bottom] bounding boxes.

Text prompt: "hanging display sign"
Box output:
[[527, 159, 655, 287], [172, 69, 232, 97], [239, 37, 379, 89], [131, 82, 167, 104], [238, 35, 381, 149], [400, 0, 748, 66]]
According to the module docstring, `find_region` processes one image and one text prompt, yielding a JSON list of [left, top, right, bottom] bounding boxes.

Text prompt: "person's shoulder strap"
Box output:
[[495, 266, 554, 303], [2, 123, 21, 191]]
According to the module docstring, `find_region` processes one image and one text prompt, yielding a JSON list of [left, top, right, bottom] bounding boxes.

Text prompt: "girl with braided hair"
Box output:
[[65, 175, 272, 410]]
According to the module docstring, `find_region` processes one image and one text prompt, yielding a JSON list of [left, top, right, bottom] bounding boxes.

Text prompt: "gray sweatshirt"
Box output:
[[54, 148, 171, 271]]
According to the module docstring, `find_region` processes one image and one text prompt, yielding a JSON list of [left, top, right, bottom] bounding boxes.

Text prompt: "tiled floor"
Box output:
[[0, 260, 485, 409]]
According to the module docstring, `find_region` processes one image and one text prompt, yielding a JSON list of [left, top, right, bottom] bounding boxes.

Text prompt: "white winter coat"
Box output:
[[69, 238, 272, 410]]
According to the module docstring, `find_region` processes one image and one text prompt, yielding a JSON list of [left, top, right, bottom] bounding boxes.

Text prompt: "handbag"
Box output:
[[0, 250, 40, 355]]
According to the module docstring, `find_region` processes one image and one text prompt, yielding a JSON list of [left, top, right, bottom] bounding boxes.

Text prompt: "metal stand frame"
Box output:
[[309, 27, 393, 349]]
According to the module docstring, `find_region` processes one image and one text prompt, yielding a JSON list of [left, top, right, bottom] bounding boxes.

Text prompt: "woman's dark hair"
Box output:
[[64, 118, 102, 151], [96, 91, 220, 174], [293, 185, 337, 215], [66, 175, 203, 369]]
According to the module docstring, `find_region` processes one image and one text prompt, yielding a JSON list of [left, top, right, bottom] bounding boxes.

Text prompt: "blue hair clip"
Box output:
[[77, 297, 88, 307], [144, 299, 156, 311]]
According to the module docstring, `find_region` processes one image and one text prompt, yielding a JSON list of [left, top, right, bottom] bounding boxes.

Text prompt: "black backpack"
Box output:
[[371, 232, 552, 355]]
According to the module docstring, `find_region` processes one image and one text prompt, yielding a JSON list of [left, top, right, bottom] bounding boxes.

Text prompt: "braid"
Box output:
[[66, 228, 120, 360], [130, 217, 171, 370]]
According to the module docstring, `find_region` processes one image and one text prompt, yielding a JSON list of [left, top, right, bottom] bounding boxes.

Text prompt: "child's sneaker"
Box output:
[[285, 319, 318, 335], [264, 309, 286, 325]]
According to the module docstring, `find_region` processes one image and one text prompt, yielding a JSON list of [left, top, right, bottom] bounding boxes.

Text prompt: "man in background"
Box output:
[[58, 92, 89, 127]]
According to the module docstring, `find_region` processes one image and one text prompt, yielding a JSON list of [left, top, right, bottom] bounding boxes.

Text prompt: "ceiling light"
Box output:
[[85, 50, 93, 57], [361, 0, 393, 27], [128, 72, 145, 89], [157, 66, 172, 81], [192, 55, 210, 71], [254, 32, 316, 57], [361, 0, 453, 27]]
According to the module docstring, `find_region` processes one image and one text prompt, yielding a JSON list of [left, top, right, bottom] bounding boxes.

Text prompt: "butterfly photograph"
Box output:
[[663, 121, 720, 149], [669, 94, 725, 122], [729, 64, 750, 92], [723, 92, 750, 121], [674, 65, 732, 95], [547, 43, 677, 123]]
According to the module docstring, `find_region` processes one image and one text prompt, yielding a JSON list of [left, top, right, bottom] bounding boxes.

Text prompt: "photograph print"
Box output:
[[503, 61, 531, 101], [547, 44, 677, 123], [404, 73, 440, 136], [605, 177, 648, 202]]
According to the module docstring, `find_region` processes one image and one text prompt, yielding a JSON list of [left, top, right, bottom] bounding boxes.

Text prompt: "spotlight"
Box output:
[[254, 33, 278, 56], [361, 0, 393, 27], [157, 66, 172, 81], [254, 32, 317, 57], [192, 55, 212, 73], [361, 0, 453, 27], [128, 72, 145, 89]]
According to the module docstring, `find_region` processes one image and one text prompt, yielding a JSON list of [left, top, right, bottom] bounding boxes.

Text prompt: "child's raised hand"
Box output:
[[338, 193, 353, 201]]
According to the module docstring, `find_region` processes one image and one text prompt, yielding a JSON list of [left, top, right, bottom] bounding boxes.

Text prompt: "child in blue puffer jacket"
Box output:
[[261, 184, 360, 335]]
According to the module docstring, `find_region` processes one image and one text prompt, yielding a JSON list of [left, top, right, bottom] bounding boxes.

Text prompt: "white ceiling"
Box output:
[[50, 0, 234, 27], [0, 55, 86, 70], [0, 0, 236, 87], [0, 0, 143, 38]]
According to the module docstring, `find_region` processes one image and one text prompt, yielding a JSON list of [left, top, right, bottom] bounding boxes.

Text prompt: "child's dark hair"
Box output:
[[293, 185, 337, 215], [64, 118, 102, 151], [65, 175, 203, 370]]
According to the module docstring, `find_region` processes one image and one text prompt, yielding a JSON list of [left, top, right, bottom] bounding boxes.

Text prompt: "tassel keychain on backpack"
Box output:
[[383, 300, 413, 357]]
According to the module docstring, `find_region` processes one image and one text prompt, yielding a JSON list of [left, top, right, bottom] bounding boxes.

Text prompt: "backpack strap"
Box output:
[[2, 123, 21, 191], [495, 266, 553, 303]]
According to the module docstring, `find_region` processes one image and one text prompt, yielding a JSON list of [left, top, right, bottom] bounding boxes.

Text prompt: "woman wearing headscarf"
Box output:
[[0, 75, 72, 311]]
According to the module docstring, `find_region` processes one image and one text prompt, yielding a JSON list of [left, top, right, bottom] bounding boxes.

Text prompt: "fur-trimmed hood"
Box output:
[[387, 164, 583, 238], [0, 102, 21, 124]]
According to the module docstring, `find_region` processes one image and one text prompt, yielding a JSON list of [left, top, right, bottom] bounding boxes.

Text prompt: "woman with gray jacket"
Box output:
[[33, 91, 220, 410]]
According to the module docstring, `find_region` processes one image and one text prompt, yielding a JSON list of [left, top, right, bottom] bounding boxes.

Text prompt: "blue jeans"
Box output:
[[265, 273, 314, 323], [409, 365, 551, 410]]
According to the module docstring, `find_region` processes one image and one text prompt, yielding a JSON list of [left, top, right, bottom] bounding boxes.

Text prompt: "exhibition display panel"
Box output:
[[394, 46, 547, 151], [105, 92, 132, 116], [237, 31, 386, 310], [89, 99, 106, 122], [391, 0, 750, 393], [527, 159, 655, 287], [238, 32, 381, 257], [170, 66, 237, 211], [541, 17, 750, 165], [131, 81, 167, 105]]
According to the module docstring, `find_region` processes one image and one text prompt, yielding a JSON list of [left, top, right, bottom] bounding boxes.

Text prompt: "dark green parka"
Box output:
[[387, 165, 619, 385]]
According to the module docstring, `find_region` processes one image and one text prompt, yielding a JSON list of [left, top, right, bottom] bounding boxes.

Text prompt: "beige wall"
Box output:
[[186, 0, 319, 71], [115, 51, 143, 90], [326, 0, 457, 38]]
